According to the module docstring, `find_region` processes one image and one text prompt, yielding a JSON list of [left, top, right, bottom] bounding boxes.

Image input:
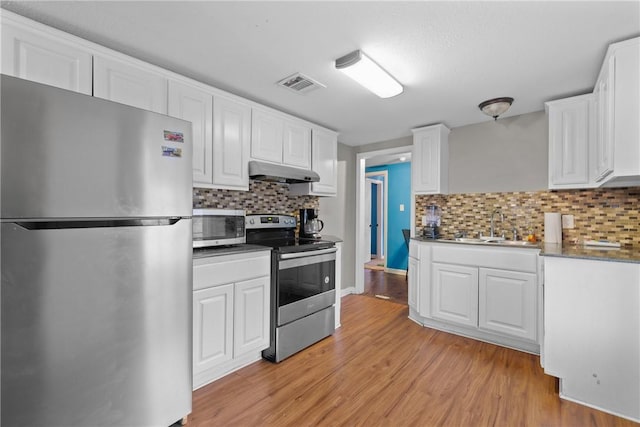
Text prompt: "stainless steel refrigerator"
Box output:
[[1, 75, 193, 426]]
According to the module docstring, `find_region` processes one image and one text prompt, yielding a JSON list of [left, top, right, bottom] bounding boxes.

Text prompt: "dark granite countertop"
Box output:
[[193, 244, 271, 259], [411, 236, 541, 250], [540, 243, 640, 264]]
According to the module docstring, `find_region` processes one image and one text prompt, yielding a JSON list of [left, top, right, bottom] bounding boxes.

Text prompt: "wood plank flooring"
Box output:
[[363, 268, 408, 305], [187, 295, 635, 426]]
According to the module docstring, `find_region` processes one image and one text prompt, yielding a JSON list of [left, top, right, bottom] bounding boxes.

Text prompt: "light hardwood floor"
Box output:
[[187, 295, 635, 426], [363, 268, 408, 305]]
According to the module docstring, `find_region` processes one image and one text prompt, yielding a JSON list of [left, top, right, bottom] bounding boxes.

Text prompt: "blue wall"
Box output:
[[366, 163, 411, 270]]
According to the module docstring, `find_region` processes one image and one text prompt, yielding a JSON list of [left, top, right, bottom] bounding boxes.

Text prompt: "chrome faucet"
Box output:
[[490, 209, 504, 238]]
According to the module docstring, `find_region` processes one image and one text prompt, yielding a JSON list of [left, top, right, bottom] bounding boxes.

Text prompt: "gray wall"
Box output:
[[319, 143, 356, 289], [328, 110, 548, 290], [449, 111, 548, 193]]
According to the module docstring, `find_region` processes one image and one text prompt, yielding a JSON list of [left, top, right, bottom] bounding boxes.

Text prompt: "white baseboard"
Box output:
[[341, 286, 356, 297], [384, 267, 407, 276]]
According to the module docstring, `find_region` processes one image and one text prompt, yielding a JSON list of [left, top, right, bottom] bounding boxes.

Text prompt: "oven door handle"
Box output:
[[279, 247, 337, 260]]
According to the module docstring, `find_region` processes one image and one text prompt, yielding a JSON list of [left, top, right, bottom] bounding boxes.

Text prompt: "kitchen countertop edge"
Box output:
[[411, 237, 640, 263], [193, 244, 272, 259]]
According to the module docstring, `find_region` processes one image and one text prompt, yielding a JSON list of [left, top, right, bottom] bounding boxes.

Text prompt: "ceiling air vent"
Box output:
[[277, 73, 326, 94]]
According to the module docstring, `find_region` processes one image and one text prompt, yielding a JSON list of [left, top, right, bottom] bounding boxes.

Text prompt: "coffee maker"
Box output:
[[423, 205, 441, 239], [299, 208, 324, 239]]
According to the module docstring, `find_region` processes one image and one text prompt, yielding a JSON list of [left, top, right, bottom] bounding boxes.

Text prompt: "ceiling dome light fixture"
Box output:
[[335, 50, 403, 99], [478, 97, 514, 120]]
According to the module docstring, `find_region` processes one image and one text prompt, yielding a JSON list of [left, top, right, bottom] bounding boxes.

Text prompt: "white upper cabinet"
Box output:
[[212, 96, 251, 190], [546, 94, 594, 189], [594, 37, 640, 187], [289, 127, 338, 196], [168, 80, 251, 190], [1, 12, 92, 95], [168, 80, 213, 184], [251, 109, 285, 163], [93, 54, 168, 114], [594, 56, 615, 182], [282, 120, 312, 169], [412, 124, 449, 194], [251, 108, 312, 169]]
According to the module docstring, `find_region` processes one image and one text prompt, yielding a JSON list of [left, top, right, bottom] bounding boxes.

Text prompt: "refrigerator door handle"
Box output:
[[13, 217, 184, 230]]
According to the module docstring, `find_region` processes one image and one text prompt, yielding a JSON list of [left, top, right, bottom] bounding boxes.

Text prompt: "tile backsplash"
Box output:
[[415, 187, 640, 248], [193, 181, 319, 217]]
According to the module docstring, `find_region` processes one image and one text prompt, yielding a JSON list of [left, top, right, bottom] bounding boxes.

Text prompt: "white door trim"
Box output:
[[355, 146, 413, 294]]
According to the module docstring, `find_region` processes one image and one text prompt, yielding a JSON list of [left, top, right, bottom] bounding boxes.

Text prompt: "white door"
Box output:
[[234, 276, 270, 357], [93, 54, 168, 114], [478, 268, 537, 341], [213, 95, 251, 189], [168, 80, 213, 184], [251, 109, 283, 163], [1, 21, 92, 94], [193, 284, 234, 375], [364, 178, 374, 263], [432, 263, 478, 327], [283, 120, 311, 169]]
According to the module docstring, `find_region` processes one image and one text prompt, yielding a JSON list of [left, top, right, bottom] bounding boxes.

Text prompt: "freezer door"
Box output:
[[1, 219, 192, 426], [1, 75, 192, 219]]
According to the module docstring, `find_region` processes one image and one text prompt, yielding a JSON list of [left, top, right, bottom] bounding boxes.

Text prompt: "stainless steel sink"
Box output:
[[454, 237, 485, 244]]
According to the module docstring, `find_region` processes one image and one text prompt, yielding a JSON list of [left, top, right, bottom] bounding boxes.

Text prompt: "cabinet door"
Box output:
[[1, 21, 92, 94], [213, 96, 251, 190], [547, 96, 592, 188], [478, 268, 536, 341], [412, 125, 449, 194], [594, 56, 615, 182], [311, 128, 338, 195], [94, 55, 168, 114], [283, 120, 311, 168], [193, 284, 234, 375], [432, 263, 478, 327], [251, 109, 283, 163], [408, 256, 420, 311], [234, 276, 270, 357], [168, 80, 213, 184]]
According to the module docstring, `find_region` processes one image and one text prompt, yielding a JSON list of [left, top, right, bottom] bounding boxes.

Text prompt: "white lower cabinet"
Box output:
[[410, 240, 540, 353], [544, 256, 640, 422], [478, 268, 536, 341], [193, 284, 234, 373], [192, 250, 271, 390], [432, 263, 478, 327]]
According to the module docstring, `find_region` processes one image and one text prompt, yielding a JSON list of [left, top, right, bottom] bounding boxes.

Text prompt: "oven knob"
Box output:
[[249, 219, 255, 224], [324, 276, 330, 284]]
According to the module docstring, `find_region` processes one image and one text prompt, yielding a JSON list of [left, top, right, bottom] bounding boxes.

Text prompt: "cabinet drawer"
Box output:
[[432, 245, 538, 273], [193, 251, 271, 290]]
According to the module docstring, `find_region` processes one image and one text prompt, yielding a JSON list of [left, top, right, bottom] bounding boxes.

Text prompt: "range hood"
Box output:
[[249, 161, 320, 184]]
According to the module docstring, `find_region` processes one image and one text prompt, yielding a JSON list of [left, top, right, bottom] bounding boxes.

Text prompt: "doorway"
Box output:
[[355, 146, 414, 299], [365, 172, 386, 271]]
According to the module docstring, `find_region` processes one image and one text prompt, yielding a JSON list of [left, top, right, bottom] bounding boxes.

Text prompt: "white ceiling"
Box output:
[[2, 1, 638, 146]]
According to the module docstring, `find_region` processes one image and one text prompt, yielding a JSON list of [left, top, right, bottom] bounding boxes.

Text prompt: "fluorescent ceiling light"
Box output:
[[335, 50, 403, 98]]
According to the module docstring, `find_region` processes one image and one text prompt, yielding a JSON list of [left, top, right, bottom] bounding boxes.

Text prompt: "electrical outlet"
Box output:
[[421, 215, 427, 226], [562, 214, 575, 229], [399, 204, 405, 212]]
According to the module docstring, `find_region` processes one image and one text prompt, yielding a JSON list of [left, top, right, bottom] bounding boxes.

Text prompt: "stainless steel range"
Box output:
[[246, 214, 336, 362]]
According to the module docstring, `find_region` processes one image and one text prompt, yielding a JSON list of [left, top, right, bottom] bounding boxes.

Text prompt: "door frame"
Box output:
[[365, 172, 387, 263], [355, 146, 414, 294]]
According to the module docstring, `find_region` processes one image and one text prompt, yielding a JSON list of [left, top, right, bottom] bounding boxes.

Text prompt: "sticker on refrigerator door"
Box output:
[[163, 130, 184, 143], [162, 146, 182, 158]]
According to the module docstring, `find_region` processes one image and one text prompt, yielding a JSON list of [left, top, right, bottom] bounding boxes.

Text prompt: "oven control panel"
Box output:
[[246, 214, 296, 229]]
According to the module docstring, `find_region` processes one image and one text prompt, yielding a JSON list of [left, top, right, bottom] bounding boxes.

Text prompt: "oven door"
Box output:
[[277, 247, 336, 326]]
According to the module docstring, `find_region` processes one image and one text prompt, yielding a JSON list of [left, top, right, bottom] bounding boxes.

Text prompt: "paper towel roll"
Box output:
[[544, 212, 562, 244]]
